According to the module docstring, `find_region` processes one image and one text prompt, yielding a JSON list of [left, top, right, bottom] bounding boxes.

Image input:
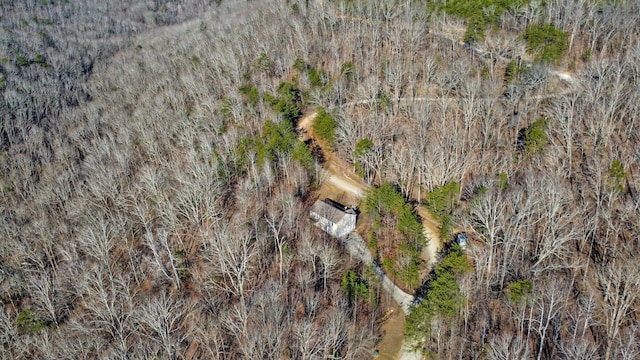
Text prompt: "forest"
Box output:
[[1, 0, 639, 359]]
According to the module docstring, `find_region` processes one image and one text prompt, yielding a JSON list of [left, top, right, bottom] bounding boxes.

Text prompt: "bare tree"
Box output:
[[532, 277, 568, 360], [597, 255, 640, 360], [487, 333, 532, 360], [135, 292, 194, 359]]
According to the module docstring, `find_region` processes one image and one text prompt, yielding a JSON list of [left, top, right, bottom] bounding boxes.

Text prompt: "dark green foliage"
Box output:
[[525, 118, 548, 154], [308, 66, 328, 87], [608, 159, 627, 193], [340, 61, 356, 80], [354, 138, 374, 176], [505, 59, 519, 83], [342, 269, 371, 304], [498, 172, 509, 190], [432, 0, 530, 43], [427, 272, 463, 317], [312, 107, 338, 147], [292, 140, 315, 172], [377, 90, 390, 108], [293, 57, 307, 72], [238, 84, 260, 107], [424, 182, 460, 240], [235, 119, 313, 174], [190, 54, 201, 67], [405, 246, 471, 343], [219, 97, 234, 120], [15, 54, 29, 67], [16, 309, 48, 335], [362, 183, 426, 288], [34, 17, 54, 26], [354, 138, 374, 157], [263, 92, 277, 107], [439, 215, 454, 243], [523, 24, 568, 63], [362, 183, 426, 246], [272, 81, 303, 124], [262, 120, 298, 159], [507, 278, 533, 304], [438, 245, 473, 275], [14, 53, 48, 68], [463, 14, 488, 43], [254, 52, 271, 73]]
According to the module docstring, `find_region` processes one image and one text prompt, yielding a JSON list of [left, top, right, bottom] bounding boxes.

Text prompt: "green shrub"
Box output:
[[498, 172, 509, 190], [507, 279, 533, 304], [363, 183, 426, 288], [33, 54, 49, 69], [377, 90, 390, 108], [608, 159, 627, 193], [238, 84, 260, 107], [254, 52, 271, 73], [293, 57, 306, 72], [34, 17, 53, 26], [218, 97, 235, 121], [292, 140, 315, 172], [523, 24, 568, 63], [354, 138, 373, 176], [504, 59, 520, 83], [424, 181, 460, 241], [354, 138, 374, 158], [525, 118, 548, 154], [342, 269, 372, 304], [424, 181, 460, 220], [405, 246, 471, 343], [463, 14, 488, 43], [312, 107, 338, 147], [234, 119, 313, 175], [16, 309, 47, 335], [340, 61, 356, 80], [273, 81, 303, 124], [308, 66, 328, 87], [15, 54, 29, 67], [190, 55, 201, 67], [432, 0, 530, 43]]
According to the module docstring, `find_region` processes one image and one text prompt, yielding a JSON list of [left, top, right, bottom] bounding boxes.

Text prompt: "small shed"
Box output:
[[310, 199, 357, 238]]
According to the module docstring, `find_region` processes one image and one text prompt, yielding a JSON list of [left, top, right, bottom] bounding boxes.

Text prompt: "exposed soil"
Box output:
[[374, 300, 406, 360], [416, 206, 443, 270], [298, 109, 430, 360]]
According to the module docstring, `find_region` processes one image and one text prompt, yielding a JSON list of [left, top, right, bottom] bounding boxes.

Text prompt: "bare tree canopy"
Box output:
[[1, 0, 640, 359]]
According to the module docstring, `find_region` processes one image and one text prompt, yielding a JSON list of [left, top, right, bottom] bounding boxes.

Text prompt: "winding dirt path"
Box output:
[[416, 207, 442, 269], [299, 110, 436, 360], [298, 111, 442, 270]]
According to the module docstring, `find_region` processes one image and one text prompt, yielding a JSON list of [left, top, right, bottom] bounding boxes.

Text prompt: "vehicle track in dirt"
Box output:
[[298, 110, 431, 360]]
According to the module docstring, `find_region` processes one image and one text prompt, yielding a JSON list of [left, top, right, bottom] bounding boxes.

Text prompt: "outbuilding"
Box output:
[[310, 199, 357, 238]]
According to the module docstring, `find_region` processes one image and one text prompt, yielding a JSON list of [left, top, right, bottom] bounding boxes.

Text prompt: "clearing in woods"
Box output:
[[298, 110, 440, 360]]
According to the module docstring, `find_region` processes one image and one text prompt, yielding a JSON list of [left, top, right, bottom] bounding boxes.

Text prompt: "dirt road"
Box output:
[[298, 107, 444, 297], [416, 206, 442, 269], [299, 110, 438, 360]]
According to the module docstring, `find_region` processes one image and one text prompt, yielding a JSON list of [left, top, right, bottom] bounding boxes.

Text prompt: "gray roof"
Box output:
[[310, 199, 353, 224]]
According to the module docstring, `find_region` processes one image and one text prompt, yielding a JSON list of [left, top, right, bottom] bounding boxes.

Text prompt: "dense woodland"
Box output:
[[1, 0, 640, 359]]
